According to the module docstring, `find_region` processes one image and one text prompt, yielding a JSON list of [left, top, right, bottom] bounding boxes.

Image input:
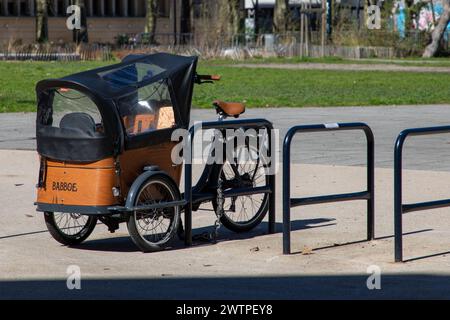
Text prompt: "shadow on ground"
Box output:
[[71, 218, 335, 253], [2, 274, 450, 299]]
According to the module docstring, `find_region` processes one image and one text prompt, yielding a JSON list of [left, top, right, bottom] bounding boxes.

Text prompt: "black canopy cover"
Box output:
[[36, 53, 198, 162]]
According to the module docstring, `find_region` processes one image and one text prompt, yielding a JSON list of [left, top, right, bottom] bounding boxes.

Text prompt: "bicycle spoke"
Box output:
[[53, 212, 91, 237], [134, 181, 178, 245], [219, 145, 268, 226]]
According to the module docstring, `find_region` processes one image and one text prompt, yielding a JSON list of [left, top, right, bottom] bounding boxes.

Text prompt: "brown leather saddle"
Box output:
[[213, 100, 246, 118]]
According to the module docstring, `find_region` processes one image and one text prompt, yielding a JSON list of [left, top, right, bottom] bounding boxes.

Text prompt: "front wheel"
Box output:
[[127, 175, 181, 252], [44, 212, 97, 246]]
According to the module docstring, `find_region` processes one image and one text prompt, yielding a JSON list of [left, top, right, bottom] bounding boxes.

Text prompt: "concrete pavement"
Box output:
[[2, 151, 450, 299], [3, 106, 450, 299], [4, 105, 450, 170]]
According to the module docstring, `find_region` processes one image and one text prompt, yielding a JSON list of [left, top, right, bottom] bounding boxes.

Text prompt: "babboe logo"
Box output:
[[66, 265, 81, 290], [366, 265, 381, 290], [66, 5, 81, 31]]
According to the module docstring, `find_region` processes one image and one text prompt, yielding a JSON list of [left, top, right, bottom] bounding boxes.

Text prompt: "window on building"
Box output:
[[85, 0, 92, 16], [138, 0, 146, 17], [116, 0, 121, 17], [193, 0, 202, 18], [129, 0, 144, 17], [19, 0, 26, 16], [47, 0, 61, 17], [93, 0, 103, 16], [57, 0, 65, 16], [158, 0, 169, 17], [47, 0, 54, 16], [105, 0, 112, 16], [27, 0, 35, 16], [7, 1, 15, 16], [46, 0, 80, 17], [128, 0, 136, 17]]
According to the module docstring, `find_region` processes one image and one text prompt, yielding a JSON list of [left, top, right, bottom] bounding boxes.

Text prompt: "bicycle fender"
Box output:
[[125, 169, 179, 210]]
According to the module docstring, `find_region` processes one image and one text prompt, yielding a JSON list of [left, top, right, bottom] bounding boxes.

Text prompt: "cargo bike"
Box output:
[[35, 53, 275, 252]]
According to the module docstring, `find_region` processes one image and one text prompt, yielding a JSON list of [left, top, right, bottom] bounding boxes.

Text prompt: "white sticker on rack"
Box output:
[[324, 123, 340, 129]]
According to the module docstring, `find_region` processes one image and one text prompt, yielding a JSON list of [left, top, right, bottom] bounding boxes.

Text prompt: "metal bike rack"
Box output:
[[283, 122, 375, 254], [184, 118, 276, 246], [394, 125, 450, 262]]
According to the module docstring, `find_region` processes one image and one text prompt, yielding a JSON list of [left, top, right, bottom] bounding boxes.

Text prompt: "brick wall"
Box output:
[[0, 17, 35, 43], [0, 16, 173, 44]]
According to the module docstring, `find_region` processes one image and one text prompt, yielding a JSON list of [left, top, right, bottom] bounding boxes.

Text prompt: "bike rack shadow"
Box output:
[[402, 250, 450, 263], [288, 228, 433, 255], [0, 229, 49, 240], [73, 218, 336, 253], [375, 228, 433, 241]]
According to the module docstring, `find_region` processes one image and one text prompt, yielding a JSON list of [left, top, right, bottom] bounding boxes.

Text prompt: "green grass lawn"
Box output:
[[196, 65, 450, 108], [0, 61, 109, 113], [1, 59, 450, 112]]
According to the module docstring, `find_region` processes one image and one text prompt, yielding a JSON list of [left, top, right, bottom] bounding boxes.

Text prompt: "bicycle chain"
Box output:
[[213, 178, 225, 243]]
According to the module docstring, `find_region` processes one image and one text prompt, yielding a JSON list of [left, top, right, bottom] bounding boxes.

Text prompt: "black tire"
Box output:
[[212, 145, 269, 233], [44, 212, 97, 246], [127, 175, 181, 252]]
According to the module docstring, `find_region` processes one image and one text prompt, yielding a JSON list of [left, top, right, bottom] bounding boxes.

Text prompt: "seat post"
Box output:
[[213, 100, 246, 119], [215, 103, 225, 121]]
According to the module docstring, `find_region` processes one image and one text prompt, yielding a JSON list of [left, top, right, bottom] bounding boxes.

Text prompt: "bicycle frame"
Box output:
[[183, 118, 277, 246], [188, 127, 249, 210]]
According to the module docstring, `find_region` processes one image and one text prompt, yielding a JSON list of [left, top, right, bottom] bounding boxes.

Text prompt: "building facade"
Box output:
[[0, 0, 178, 44]]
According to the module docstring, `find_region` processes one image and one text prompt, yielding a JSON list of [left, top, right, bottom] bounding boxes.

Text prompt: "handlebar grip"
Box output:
[[197, 74, 221, 81]]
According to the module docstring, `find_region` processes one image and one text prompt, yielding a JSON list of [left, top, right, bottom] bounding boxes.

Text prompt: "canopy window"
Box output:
[[99, 63, 166, 89], [36, 87, 114, 162], [118, 79, 176, 136]]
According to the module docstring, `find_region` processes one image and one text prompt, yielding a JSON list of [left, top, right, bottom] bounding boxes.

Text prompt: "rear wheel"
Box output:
[[44, 212, 97, 246], [127, 175, 181, 252], [212, 145, 269, 233]]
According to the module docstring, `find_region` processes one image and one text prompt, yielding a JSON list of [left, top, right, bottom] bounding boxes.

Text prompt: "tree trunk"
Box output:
[[229, 0, 244, 35], [36, 0, 48, 43], [423, 0, 450, 57], [216, 0, 231, 42], [189, 0, 195, 35], [74, 0, 88, 44], [145, 0, 158, 44], [274, 0, 289, 34]]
